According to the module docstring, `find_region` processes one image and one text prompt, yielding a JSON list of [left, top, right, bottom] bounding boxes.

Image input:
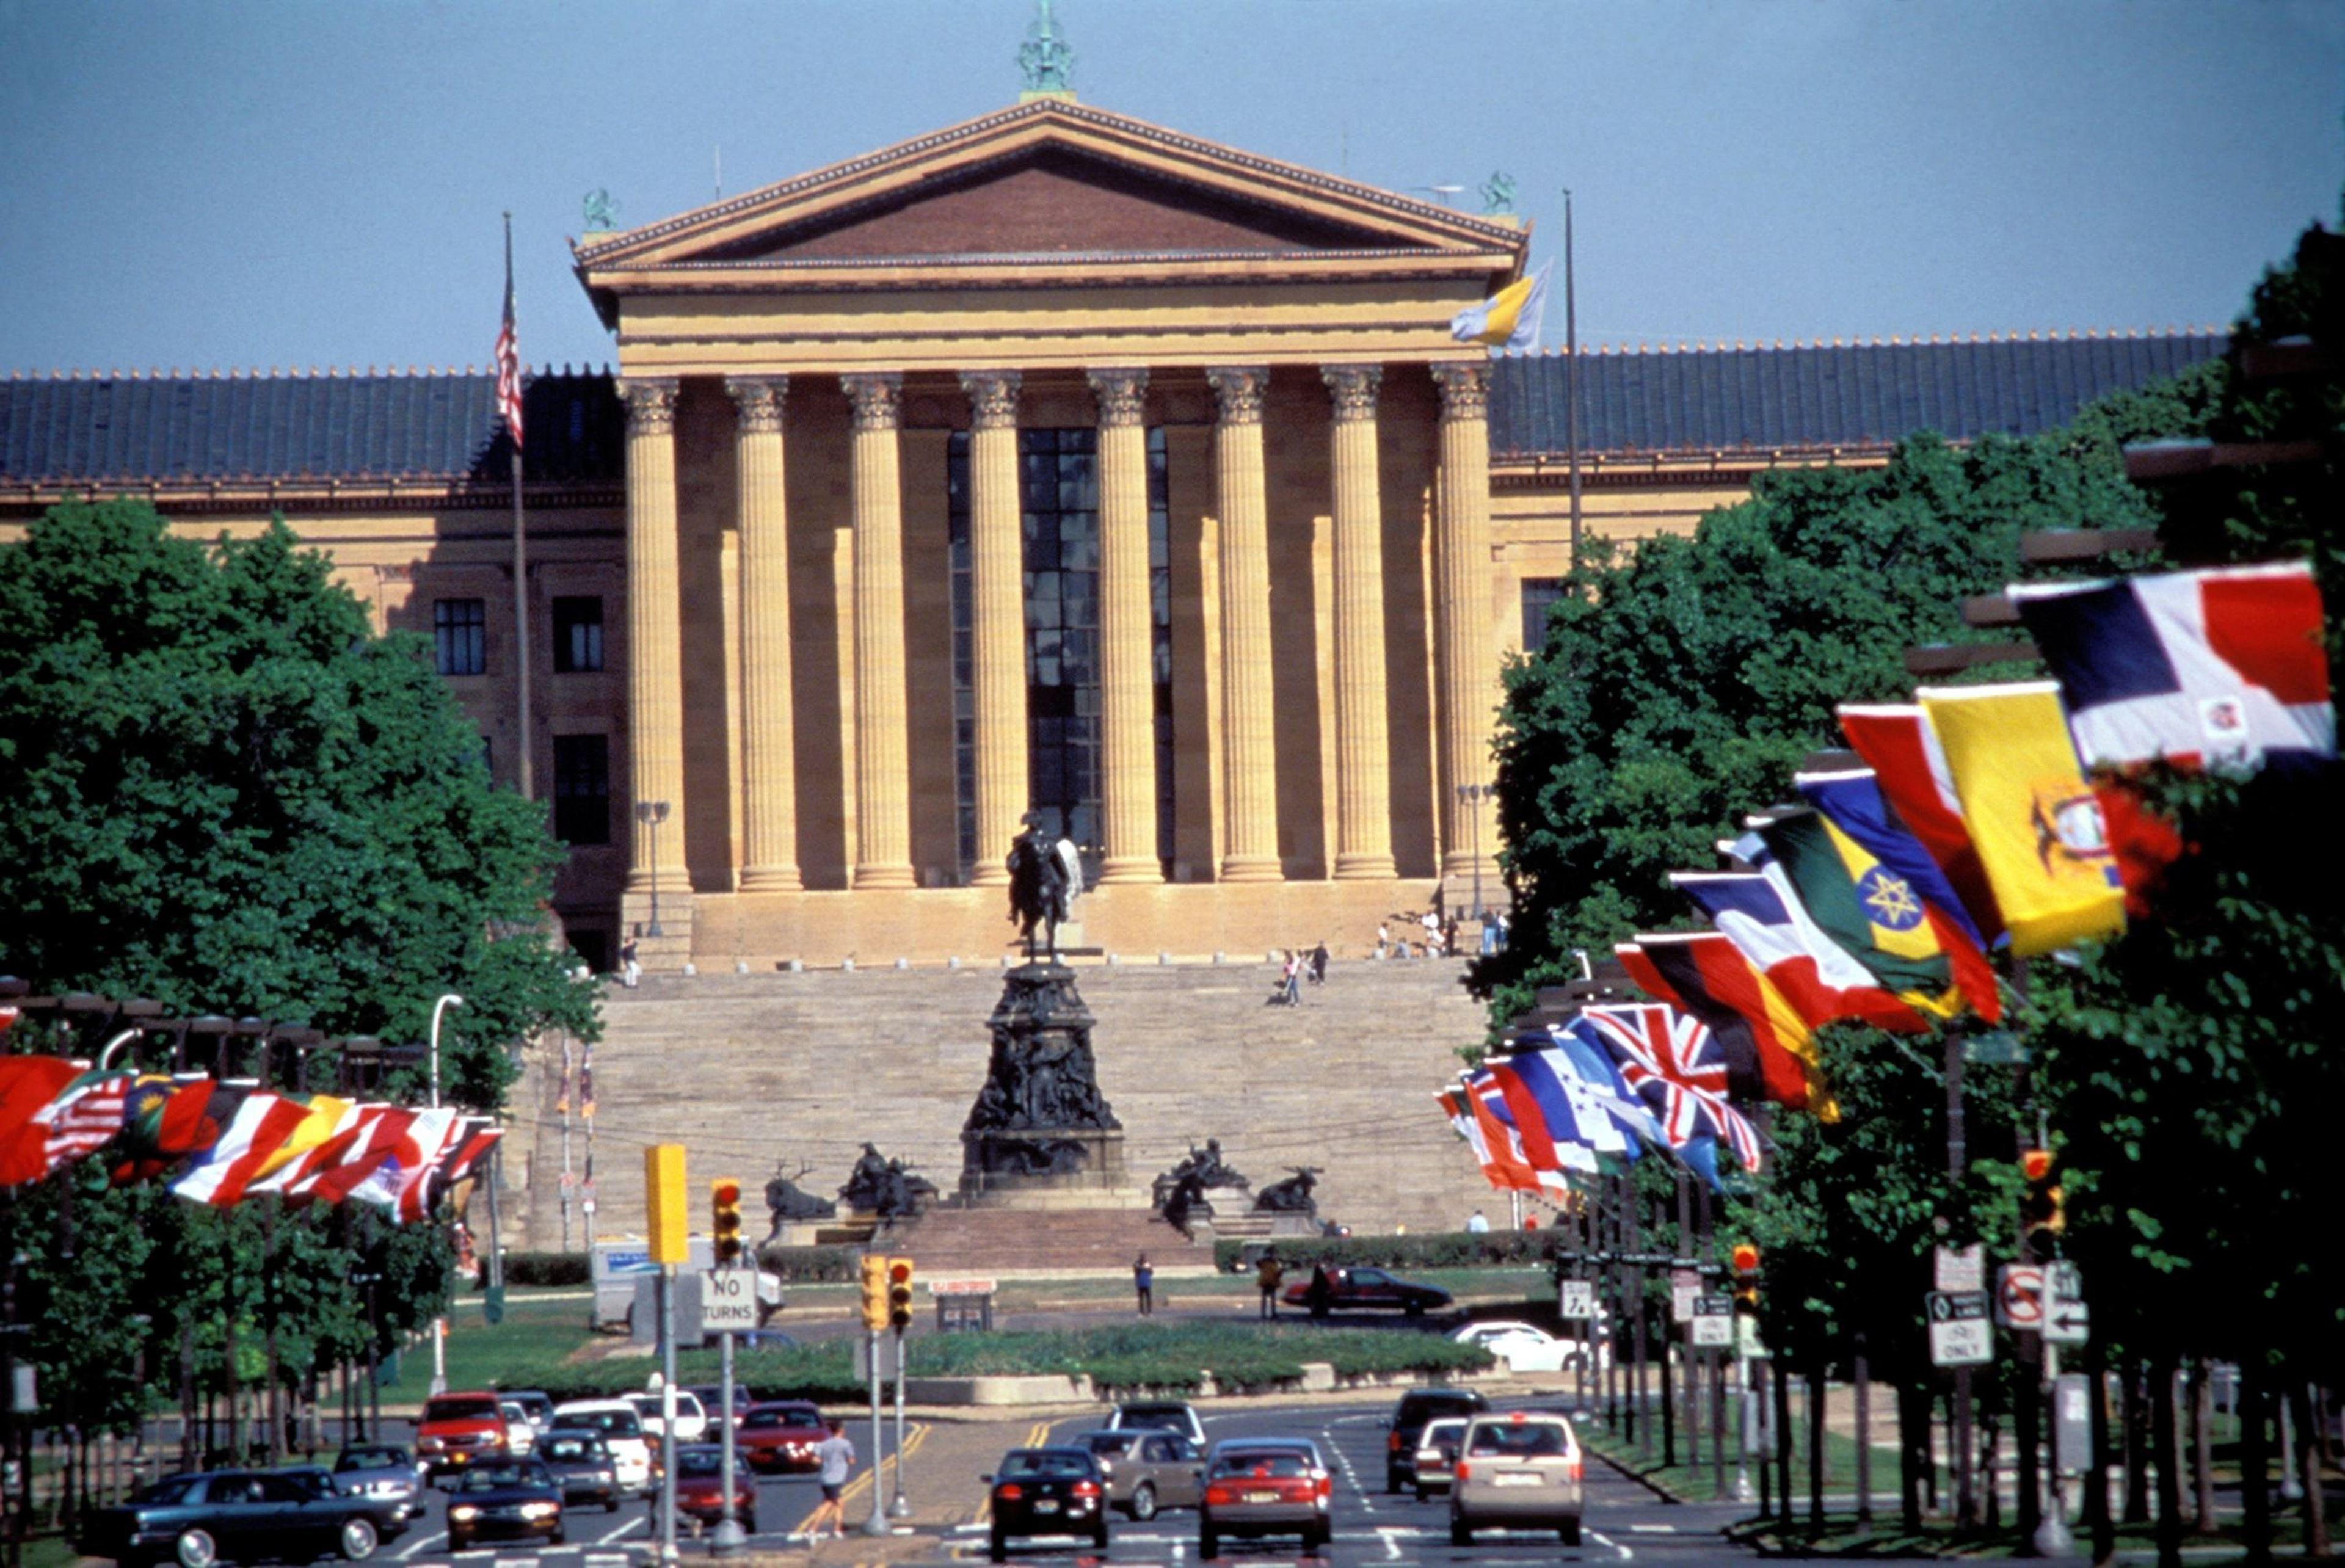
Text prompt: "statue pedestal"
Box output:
[[959, 1126, 1141, 1208], [955, 961, 1144, 1211]]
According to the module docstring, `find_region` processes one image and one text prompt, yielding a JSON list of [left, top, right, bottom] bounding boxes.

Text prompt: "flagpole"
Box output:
[[505, 211, 533, 802], [1563, 189, 1583, 565]]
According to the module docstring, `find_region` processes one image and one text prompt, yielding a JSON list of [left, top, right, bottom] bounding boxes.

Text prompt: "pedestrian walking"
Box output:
[[1281, 949, 1302, 1006], [1133, 1254, 1154, 1316], [1306, 1261, 1334, 1320], [619, 936, 641, 989], [802, 1419, 856, 1540], [1309, 940, 1329, 985], [1256, 1249, 1284, 1319], [1495, 909, 1511, 951]]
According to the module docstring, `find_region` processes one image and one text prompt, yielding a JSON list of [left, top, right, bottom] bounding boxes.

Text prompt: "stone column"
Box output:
[[1089, 366, 1160, 885], [1322, 364, 1395, 880], [622, 376, 691, 898], [842, 372, 915, 890], [1205, 366, 1281, 882], [726, 377, 802, 893], [1431, 361, 1500, 885], [961, 370, 1026, 887]]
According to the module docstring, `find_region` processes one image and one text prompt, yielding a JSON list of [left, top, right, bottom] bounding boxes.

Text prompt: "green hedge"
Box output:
[[752, 1245, 865, 1282], [501, 1323, 1491, 1404], [497, 1252, 591, 1287], [1212, 1230, 1558, 1274]]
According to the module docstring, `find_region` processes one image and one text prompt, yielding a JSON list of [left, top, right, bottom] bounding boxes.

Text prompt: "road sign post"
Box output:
[[1926, 1291, 1994, 1367], [1559, 1280, 1596, 1319], [1691, 1294, 1734, 1348]]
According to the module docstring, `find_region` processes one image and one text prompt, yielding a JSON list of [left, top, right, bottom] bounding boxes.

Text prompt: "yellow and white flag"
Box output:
[[1452, 261, 1552, 350]]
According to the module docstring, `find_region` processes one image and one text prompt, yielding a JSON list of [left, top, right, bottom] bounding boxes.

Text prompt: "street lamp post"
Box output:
[[634, 800, 671, 937], [426, 994, 462, 1397], [1456, 783, 1488, 926]]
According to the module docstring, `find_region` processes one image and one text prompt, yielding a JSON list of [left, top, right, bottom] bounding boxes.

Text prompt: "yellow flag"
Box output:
[[1917, 681, 2125, 956], [249, 1094, 351, 1180]]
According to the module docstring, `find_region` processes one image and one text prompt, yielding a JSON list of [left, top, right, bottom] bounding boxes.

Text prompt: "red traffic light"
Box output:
[[712, 1178, 742, 1207], [889, 1260, 913, 1285], [1731, 1243, 1761, 1274], [2021, 1148, 2053, 1182]]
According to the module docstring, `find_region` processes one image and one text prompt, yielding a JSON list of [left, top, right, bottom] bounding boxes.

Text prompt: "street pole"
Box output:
[[1946, 1028, 1979, 1532], [657, 1269, 678, 1566], [2034, 1344, 2074, 1556], [427, 993, 462, 1398], [1562, 188, 1582, 562], [862, 1330, 889, 1536], [636, 801, 670, 937], [888, 1327, 911, 1521], [711, 1328, 743, 1556]]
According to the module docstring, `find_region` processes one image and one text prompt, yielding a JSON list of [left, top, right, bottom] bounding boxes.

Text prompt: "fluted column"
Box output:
[[727, 376, 802, 892], [842, 372, 915, 890], [1090, 366, 1160, 885], [622, 377, 691, 896], [961, 370, 1026, 886], [1323, 364, 1395, 879], [1206, 366, 1281, 882], [1431, 361, 1500, 884]]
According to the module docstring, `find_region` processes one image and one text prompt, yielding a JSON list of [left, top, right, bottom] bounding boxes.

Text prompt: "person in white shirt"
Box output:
[[1466, 1209, 1491, 1234]]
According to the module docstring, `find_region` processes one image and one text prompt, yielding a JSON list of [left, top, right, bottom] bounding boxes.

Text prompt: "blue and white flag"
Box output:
[[1450, 261, 1552, 352]]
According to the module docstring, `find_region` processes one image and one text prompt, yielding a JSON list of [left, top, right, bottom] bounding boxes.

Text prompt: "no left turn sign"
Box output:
[[1996, 1264, 2045, 1329]]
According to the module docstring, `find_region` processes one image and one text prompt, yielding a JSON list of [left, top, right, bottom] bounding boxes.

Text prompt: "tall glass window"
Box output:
[[948, 428, 1172, 880], [434, 598, 487, 677]]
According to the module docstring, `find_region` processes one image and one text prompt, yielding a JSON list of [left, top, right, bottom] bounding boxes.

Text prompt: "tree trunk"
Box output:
[[1776, 1357, 1795, 1525], [2241, 1362, 2271, 1568], [2123, 1359, 2150, 1523], [1809, 1359, 1827, 1529], [2018, 1332, 2043, 1545], [2085, 1340, 2114, 1566], [2290, 1381, 2331, 1559], [1899, 1381, 1925, 1534], [2153, 1353, 2183, 1568], [2190, 1359, 2215, 1534]]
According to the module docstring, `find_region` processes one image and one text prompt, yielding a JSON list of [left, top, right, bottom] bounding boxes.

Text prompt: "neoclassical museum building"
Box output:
[[0, 95, 2223, 973]]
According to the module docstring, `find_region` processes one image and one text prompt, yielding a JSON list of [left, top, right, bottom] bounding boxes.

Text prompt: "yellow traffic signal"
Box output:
[[2020, 1147, 2064, 1260], [1731, 1242, 1761, 1316], [644, 1144, 688, 1266], [711, 1178, 744, 1267], [887, 1257, 915, 1332], [859, 1255, 890, 1332]]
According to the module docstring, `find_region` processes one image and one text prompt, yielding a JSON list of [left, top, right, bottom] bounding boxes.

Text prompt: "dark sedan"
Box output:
[[535, 1431, 623, 1513], [442, 1461, 565, 1552], [1198, 1441, 1333, 1557], [656, 1445, 757, 1534], [1281, 1265, 1453, 1318], [984, 1447, 1109, 1561], [327, 1446, 423, 1519], [78, 1468, 409, 1568]]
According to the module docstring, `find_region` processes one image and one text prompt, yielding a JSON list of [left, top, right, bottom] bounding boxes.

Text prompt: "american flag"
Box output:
[[1574, 1004, 1762, 1173], [31, 1071, 134, 1174], [494, 216, 523, 449]]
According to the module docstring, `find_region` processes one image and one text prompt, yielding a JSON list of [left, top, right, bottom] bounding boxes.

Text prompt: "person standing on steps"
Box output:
[[1309, 940, 1329, 987], [1133, 1254, 1154, 1316], [803, 1418, 856, 1541], [619, 935, 641, 989], [1256, 1248, 1284, 1319]]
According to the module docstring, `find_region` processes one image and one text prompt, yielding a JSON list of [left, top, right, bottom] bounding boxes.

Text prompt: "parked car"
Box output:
[[982, 1448, 1110, 1561], [626, 1388, 709, 1443], [550, 1401, 653, 1496], [497, 1402, 538, 1455], [413, 1392, 511, 1478], [1450, 1410, 1584, 1547], [328, 1446, 424, 1518], [656, 1445, 757, 1534], [77, 1468, 410, 1568], [444, 1460, 565, 1552], [1105, 1399, 1208, 1449], [1067, 1429, 1202, 1520], [500, 1390, 557, 1436], [1450, 1319, 1602, 1374], [1281, 1265, 1453, 1318], [1197, 1440, 1332, 1558], [1384, 1387, 1489, 1491], [1411, 1415, 1470, 1500], [534, 1431, 622, 1513], [736, 1403, 829, 1475]]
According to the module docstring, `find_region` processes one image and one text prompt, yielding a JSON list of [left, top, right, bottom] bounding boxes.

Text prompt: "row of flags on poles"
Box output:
[[0, 1051, 500, 1223], [1441, 557, 2332, 1198]]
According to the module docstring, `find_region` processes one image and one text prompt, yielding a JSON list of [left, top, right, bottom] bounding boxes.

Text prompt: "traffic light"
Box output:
[[887, 1257, 915, 1333], [859, 1255, 890, 1332], [710, 1178, 744, 1266], [1731, 1242, 1761, 1315], [2020, 1147, 2065, 1260]]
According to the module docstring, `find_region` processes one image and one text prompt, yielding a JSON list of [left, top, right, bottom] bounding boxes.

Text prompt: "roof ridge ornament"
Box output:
[[1017, 0, 1075, 101]]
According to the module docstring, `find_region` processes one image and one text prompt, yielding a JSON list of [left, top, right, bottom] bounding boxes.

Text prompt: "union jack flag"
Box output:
[[1571, 1004, 1762, 1173]]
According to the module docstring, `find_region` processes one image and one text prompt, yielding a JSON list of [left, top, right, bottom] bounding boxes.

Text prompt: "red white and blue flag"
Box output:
[[2008, 562, 2332, 771], [1573, 1004, 1762, 1174], [1839, 703, 2005, 943], [495, 216, 524, 450]]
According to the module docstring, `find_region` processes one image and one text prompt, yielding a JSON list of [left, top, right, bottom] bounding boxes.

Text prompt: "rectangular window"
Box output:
[[434, 597, 487, 677], [1521, 578, 1569, 652], [552, 734, 611, 846], [553, 596, 605, 673]]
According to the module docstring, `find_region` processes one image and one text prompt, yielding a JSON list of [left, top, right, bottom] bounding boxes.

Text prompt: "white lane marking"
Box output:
[[1170, 1535, 1185, 1563], [1590, 1527, 1635, 1559], [1376, 1525, 1409, 1559], [1322, 1421, 1376, 1517], [391, 1530, 446, 1561], [1626, 1523, 1679, 1533], [589, 1515, 644, 1546]]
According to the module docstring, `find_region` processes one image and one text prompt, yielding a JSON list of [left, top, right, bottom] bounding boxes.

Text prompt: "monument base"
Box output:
[[958, 1126, 1147, 1209]]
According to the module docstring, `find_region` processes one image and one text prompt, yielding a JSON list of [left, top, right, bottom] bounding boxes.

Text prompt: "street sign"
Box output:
[[2052, 1373, 2092, 1474], [2044, 1297, 2090, 1346], [1995, 1264, 2045, 1329], [1933, 1243, 1985, 1293], [1734, 1313, 1767, 1361], [700, 1266, 758, 1333], [1558, 1280, 1597, 1320], [1690, 1294, 1734, 1347], [1926, 1291, 1993, 1367], [1671, 1269, 1701, 1323]]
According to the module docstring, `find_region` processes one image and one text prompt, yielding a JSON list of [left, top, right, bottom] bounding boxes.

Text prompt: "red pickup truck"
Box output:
[[1280, 1265, 1454, 1318]]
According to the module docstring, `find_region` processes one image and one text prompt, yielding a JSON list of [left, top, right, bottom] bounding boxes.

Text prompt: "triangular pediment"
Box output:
[[576, 99, 1524, 283]]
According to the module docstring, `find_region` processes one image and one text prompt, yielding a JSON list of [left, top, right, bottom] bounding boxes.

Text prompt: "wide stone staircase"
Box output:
[[506, 957, 1494, 1257], [871, 1206, 1218, 1276]]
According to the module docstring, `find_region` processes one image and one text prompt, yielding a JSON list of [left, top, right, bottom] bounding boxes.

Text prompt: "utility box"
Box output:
[[2053, 1372, 2092, 1476]]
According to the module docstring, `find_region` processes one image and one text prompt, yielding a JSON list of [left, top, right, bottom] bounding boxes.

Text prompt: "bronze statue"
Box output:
[[838, 1143, 936, 1219], [1255, 1166, 1323, 1216], [1006, 811, 1083, 960], [761, 1160, 832, 1241]]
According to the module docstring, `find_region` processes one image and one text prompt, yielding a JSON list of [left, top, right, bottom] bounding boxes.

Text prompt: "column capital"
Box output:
[[841, 372, 904, 431], [1430, 361, 1491, 421], [619, 376, 680, 435], [724, 376, 788, 433], [1205, 366, 1270, 426], [1087, 366, 1150, 428], [959, 369, 1023, 430], [1321, 364, 1383, 423]]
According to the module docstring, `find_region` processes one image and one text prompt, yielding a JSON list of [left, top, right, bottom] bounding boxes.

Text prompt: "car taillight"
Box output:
[[995, 1484, 1023, 1501], [1568, 1459, 1583, 1481], [1072, 1481, 1100, 1498], [1455, 1462, 1471, 1483], [1204, 1485, 1232, 1506], [1316, 1475, 1332, 1500], [1387, 1431, 1402, 1452]]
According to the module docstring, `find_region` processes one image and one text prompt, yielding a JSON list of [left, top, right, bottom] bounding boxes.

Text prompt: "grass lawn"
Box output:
[[380, 1289, 602, 1399]]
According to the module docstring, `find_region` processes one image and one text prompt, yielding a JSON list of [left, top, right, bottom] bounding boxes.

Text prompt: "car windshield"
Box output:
[[1000, 1451, 1090, 1479], [424, 1396, 501, 1423], [1420, 1420, 1467, 1445], [1077, 1432, 1138, 1456], [1118, 1407, 1187, 1430], [132, 1476, 203, 1506], [743, 1408, 821, 1431], [1401, 1394, 1485, 1425], [1212, 1451, 1313, 1479], [560, 1409, 642, 1439], [541, 1437, 605, 1462], [1468, 1422, 1570, 1457], [335, 1448, 411, 1472], [457, 1462, 551, 1492], [673, 1450, 725, 1477]]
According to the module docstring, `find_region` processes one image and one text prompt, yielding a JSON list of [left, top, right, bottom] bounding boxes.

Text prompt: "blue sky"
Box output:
[[1, 0, 2338, 377]]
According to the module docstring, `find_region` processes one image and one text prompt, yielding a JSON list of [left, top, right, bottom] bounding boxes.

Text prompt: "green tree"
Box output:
[[0, 498, 598, 1106]]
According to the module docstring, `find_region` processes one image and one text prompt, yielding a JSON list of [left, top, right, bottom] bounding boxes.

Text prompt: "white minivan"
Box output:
[[626, 1388, 710, 1443], [551, 1400, 654, 1496]]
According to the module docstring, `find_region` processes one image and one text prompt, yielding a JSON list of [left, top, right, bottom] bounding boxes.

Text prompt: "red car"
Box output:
[[735, 1401, 827, 1475], [415, 1392, 512, 1476], [659, 1445, 757, 1533], [1281, 1265, 1454, 1318]]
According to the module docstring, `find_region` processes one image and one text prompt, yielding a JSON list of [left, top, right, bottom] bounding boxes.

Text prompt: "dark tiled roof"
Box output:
[[0, 369, 623, 484], [1488, 331, 2228, 459]]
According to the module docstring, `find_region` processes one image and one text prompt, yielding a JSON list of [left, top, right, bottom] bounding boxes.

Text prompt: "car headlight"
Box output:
[[448, 1506, 479, 1522], [597, 1469, 616, 1483], [520, 1503, 559, 1520]]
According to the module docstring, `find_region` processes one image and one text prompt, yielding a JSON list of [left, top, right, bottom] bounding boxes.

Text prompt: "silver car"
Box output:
[[1450, 1411, 1584, 1546], [1411, 1415, 1469, 1500], [1069, 1429, 1202, 1520]]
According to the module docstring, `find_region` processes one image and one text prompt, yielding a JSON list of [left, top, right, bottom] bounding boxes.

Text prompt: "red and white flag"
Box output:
[[495, 214, 523, 449], [172, 1092, 310, 1207]]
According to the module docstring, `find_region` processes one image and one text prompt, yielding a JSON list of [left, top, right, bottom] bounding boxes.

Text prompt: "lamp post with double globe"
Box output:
[[634, 800, 671, 937]]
